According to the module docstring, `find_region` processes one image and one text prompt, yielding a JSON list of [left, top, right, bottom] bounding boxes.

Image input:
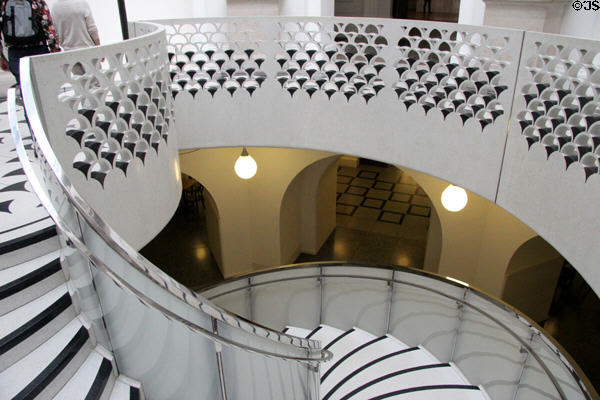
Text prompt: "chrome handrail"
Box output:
[[201, 262, 598, 400], [10, 63, 330, 362]]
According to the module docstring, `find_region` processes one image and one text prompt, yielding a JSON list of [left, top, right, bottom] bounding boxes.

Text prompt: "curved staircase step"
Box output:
[[285, 324, 490, 400], [0, 316, 91, 400], [0, 250, 63, 315], [336, 363, 470, 400], [368, 384, 483, 400], [0, 283, 75, 371], [321, 327, 377, 375], [320, 333, 411, 396], [109, 375, 145, 400], [282, 326, 312, 338], [52, 346, 115, 400]]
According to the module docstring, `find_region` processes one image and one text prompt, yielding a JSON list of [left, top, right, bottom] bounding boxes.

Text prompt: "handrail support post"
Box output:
[[319, 266, 323, 325], [247, 277, 253, 322], [212, 317, 228, 400], [450, 287, 468, 362], [511, 330, 535, 400], [385, 270, 396, 334]]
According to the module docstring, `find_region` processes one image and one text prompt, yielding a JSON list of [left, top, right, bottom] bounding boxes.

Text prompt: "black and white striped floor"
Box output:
[[0, 102, 144, 399], [285, 325, 490, 400]]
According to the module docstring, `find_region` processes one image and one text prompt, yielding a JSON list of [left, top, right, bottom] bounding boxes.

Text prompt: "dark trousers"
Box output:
[[8, 45, 50, 85], [423, 0, 432, 13], [392, 0, 408, 18]]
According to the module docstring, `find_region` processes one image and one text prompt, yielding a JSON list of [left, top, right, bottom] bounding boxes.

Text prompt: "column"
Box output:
[[193, 0, 227, 17], [279, 0, 335, 16]]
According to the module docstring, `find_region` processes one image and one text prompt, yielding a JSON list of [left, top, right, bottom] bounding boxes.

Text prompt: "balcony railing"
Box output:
[[201, 262, 597, 400]]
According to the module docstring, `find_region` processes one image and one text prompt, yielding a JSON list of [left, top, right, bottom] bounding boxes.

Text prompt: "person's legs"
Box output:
[[7, 45, 51, 85], [7, 47, 22, 84], [423, 0, 431, 13]]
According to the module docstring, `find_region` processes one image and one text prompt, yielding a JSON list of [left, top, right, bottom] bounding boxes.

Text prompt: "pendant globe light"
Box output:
[[234, 147, 257, 179], [441, 184, 468, 212]]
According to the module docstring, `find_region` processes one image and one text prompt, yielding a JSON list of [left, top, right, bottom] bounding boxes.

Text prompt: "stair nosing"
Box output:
[[337, 363, 453, 400], [12, 326, 89, 400], [0, 257, 61, 301], [84, 357, 113, 400], [0, 292, 71, 355], [368, 384, 481, 400], [324, 328, 355, 350], [322, 346, 420, 400], [0, 224, 56, 256], [321, 335, 387, 383]]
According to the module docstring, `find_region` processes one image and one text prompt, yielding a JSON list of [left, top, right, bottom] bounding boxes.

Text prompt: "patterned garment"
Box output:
[[0, 0, 60, 53]]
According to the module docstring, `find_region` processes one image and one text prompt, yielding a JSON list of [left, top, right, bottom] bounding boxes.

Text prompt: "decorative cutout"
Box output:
[[275, 22, 388, 102], [516, 42, 600, 179], [57, 39, 173, 186], [394, 27, 511, 130], [164, 22, 266, 98]]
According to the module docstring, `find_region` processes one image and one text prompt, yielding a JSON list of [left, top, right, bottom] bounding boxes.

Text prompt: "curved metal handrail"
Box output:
[[200, 261, 598, 400], [10, 28, 330, 362]]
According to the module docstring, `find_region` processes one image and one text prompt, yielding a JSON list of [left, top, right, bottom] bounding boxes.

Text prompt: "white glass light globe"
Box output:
[[234, 148, 257, 179], [441, 185, 468, 212]]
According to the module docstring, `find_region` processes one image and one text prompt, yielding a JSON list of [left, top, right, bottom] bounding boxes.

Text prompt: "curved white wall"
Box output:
[[27, 26, 181, 250]]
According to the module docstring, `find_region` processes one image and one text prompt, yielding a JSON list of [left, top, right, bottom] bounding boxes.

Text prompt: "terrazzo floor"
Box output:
[[296, 160, 429, 268], [0, 101, 54, 251]]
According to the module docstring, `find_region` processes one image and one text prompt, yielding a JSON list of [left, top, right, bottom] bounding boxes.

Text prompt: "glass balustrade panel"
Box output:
[[452, 290, 535, 400], [320, 265, 393, 336], [202, 278, 254, 320], [92, 267, 221, 400], [216, 319, 318, 400], [515, 333, 588, 400], [388, 283, 462, 361], [74, 217, 224, 399], [249, 267, 321, 332]]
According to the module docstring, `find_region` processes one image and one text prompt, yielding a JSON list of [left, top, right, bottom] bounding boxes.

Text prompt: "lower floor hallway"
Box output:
[[140, 159, 600, 393], [141, 159, 431, 289]]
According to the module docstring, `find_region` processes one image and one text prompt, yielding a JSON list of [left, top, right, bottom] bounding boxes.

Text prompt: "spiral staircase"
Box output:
[[283, 324, 488, 400], [0, 15, 599, 400], [0, 103, 143, 399]]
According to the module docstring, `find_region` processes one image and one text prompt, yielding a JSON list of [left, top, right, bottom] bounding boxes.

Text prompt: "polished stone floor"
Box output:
[[297, 161, 428, 268], [140, 202, 224, 291]]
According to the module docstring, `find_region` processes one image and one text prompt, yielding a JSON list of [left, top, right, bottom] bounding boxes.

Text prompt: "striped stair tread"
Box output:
[[109, 376, 144, 400], [0, 317, 89, 399], [0, 250, 61, 300], [320, 334, 413, 396], [285, 325, 489, 400], [0, 283, 72, 357], [52, 346, 114, 400]]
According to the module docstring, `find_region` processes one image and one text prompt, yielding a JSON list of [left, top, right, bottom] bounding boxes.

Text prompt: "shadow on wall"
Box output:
[[502, 236, 563, 323], [280, 156, 339, 265]]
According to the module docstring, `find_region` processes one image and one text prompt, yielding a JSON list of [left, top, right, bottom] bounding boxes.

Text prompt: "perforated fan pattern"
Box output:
[[393, 26, 512, 130], [57, 41, 173, 186], [515, 41, 600, 179], [275, 21, 388, 102], [164, 22, 268, 97]]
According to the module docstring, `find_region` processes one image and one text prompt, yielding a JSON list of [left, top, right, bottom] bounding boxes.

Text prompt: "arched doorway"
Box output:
[[140, 173, 223, 290], [296, 157, 433, 268]]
